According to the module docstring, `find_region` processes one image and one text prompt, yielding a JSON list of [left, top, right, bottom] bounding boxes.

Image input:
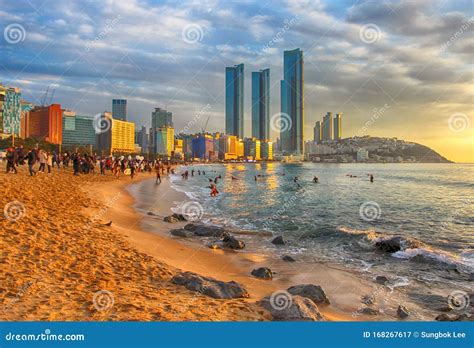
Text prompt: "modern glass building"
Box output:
[[151, 107, 173, 129], [112, 99, 127, 121], [225, 63, 244, 138], [314, 121, 322, 143], [62, 113, 96, 148], [0, 85, 21, 136], [280, 49, 304, 155], [134, 126, 148, 153], [322, 112, 333, 141], [191, 134, 214, 159], [251, 68, 270, 141], [334, 113, 342, 141], [154, 127, 174, 156]]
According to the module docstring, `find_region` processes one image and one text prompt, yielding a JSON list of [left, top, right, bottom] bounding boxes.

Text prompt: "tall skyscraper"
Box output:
[[135, 126, 148, 153], [151, 107, 173, 129], [251, 68, 270, 141], [280, 49, 304, 155], [322, 112, 333, 141], [112, 99, 127, 121], [225, 63, 244, 138], [314, 121, 322, 143], [334, 113, 342, 141]]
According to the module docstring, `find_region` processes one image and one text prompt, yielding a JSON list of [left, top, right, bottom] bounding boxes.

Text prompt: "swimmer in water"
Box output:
[[313, 176, 318, 183], [370, 174, 374, 182]]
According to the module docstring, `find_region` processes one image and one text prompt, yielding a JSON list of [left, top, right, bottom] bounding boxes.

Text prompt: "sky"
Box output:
[[0, 0, 473, 162]]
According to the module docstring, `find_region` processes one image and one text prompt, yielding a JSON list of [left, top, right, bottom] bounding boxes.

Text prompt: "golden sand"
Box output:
[[0, 167, 269, 321]]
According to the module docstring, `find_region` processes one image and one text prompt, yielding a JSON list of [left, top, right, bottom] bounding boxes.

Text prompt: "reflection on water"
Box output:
[[165, 163, 473, 304]]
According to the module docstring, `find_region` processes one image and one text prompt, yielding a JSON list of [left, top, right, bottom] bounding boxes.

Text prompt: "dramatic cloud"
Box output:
[[0, 0, 472, 161]]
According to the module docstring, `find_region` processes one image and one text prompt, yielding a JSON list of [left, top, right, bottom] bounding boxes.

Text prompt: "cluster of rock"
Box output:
[[259, 284, 330, 321]]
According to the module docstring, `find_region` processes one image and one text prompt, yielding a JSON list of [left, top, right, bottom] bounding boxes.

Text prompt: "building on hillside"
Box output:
[[356, 148, 369, 162], [28, 104, 63, 144], [334, 113, 342, 140]]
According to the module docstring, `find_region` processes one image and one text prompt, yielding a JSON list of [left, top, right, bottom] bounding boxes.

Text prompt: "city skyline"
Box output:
[[0, 0, 472, 162]]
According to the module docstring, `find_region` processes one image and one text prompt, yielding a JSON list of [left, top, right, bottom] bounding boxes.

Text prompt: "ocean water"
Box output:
[[168, 163, 473, 296]]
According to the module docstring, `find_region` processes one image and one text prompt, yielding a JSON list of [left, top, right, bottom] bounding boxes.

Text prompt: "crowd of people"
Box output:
[[3, 146, 175, 180]]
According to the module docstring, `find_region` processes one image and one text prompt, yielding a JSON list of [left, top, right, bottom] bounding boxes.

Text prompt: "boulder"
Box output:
[[271, 236, 286, 245], [184, 223, 198, 231], [172, 213, 187, 221], [375, 236, 420, 253], [282, 255, 296, 262], [397, 305, 410, 319], [359, 307, 379, 315], [222, 234, 245, 250], [375, 275, 389, 285], [287, 284, 330, 305], [408, 293, 452, 312], [171, 271, 249, 299], [251, 267, 273, 280], [434, 313, 473, 321], [170, 228, 191, 238], [259, 295, 324, 321], [164, 215, 179, 223], [194, 225, 226, 237]]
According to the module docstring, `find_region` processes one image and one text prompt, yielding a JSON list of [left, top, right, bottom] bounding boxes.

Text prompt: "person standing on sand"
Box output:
[[25, 149, 37, 176], [72, 152, 80, 176], [38, 149, 47, 173], [155, 167, 161, 184], [46, 152, 53, 174]]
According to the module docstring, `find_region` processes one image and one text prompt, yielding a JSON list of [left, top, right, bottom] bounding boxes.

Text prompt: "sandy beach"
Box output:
[[1, 164, 405, 321]]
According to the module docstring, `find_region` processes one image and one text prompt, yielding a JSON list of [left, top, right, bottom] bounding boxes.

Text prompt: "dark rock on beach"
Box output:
[[271, 236, 286, 245], [259, 295, 324, 321], [375, 275, 389, 285], [163, 215, 179, 223], [171, 271, 249, 299], [282, 255, 296, 262], [397, 305, 410, 319], [375, 236, 420, 253], [170, 228, 191, 238], [287, 284, 330, 305], [408, 293, 452, 312], [435, 313, 473, 321], [222, 234, 245, 250], [171, 213, 187, 222], [359, 307, 379, 315], [193, 224, 226, 237], [251, 267, 273, 280]]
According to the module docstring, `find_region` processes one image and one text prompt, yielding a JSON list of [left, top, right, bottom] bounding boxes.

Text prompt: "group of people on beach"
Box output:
[[3, 145, 179, 181]]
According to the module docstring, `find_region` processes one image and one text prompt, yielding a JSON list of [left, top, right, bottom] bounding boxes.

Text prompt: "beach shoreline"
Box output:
[[2, 164, 461, 321]]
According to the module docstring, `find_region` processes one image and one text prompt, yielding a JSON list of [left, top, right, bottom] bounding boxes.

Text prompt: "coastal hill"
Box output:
[[307, 136, 452, 163]]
